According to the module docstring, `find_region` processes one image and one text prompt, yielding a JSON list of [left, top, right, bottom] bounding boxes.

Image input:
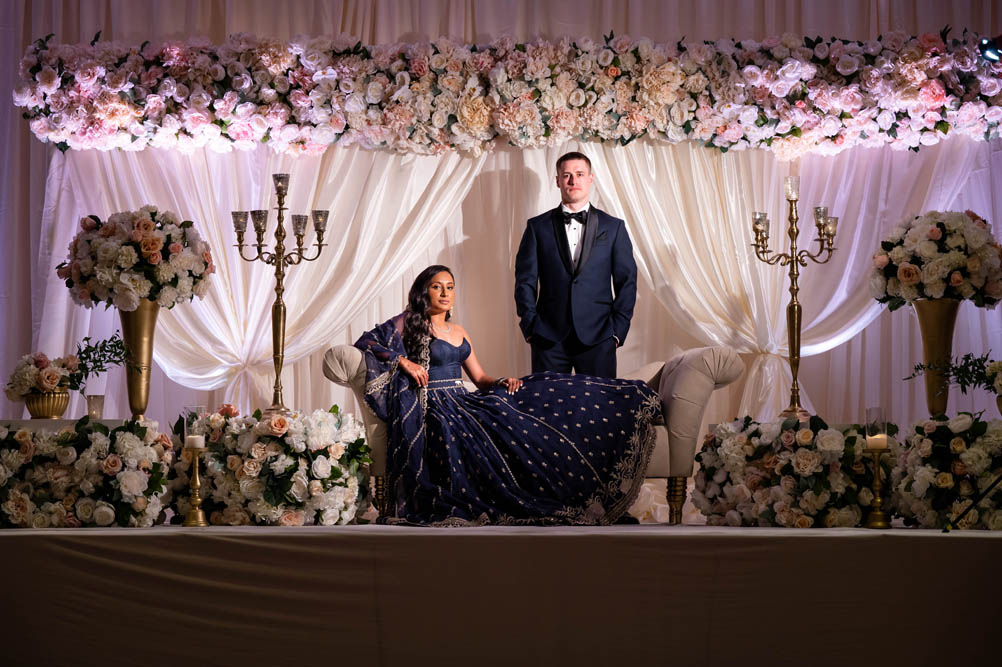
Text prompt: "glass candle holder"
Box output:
[[182, 405, 206, 450], [250, 210, 268, 233], [291, 214, 308, 236], [312, 209, 329, 233], [784, 175, 800, 201], [231, 211, 248, 234], [272, 173, 290, 195], [865, 406, 888, 449]]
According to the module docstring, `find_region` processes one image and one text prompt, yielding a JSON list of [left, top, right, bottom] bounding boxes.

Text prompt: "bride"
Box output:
[[355, 265, 661, 525]]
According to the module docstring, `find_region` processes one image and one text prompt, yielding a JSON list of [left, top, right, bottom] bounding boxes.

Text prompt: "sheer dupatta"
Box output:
[[353, 312, 431, 518]]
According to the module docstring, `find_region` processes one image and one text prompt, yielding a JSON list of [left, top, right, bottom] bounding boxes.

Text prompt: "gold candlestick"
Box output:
[[751, 176, 838, 419], [232, 175, 329, 416], [182, 447, 209, 527], [863, 448, 891, 529]]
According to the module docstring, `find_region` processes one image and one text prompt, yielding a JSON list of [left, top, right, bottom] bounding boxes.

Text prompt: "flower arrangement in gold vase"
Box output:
[[4, 334, 127, 418], [56, 206, 214, 418]]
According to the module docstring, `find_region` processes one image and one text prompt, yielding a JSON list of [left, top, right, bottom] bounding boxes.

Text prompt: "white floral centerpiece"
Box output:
[[0, 417, 172, 528], [56, 205, 214, 311], [870, 210, 1002, 311], [168, 404, 371, 526], [693, 416, 896, 528], [4, 335, 127, 401], [11, 28, 1002, 158], [891, 413, 1002, 530]]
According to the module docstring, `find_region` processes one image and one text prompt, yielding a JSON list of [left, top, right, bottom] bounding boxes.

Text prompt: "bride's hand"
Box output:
[[497, 377, 522, 394], [399, 357, 428, 387]]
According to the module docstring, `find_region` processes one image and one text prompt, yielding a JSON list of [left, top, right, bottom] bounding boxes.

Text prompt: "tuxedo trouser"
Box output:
[[530, 330, 617, 378]]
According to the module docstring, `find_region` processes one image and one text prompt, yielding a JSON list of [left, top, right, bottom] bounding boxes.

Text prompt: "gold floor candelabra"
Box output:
[[751, 176, 838, 420], [232, 174, 328, 416]]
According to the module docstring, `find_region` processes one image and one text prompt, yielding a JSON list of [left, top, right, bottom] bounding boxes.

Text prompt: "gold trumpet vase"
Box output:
[[25, 389, 70, 419], [119, 298, 159, 420], [913, 299, 959, 417]]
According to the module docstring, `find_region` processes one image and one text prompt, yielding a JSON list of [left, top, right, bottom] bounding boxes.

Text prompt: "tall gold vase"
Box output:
[[913, 299, 959, 417], [119, 298, 159, 420]]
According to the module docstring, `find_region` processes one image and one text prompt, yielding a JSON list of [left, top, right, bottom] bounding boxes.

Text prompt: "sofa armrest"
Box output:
[[322, 344, 388, 476], [659, 346, 743, 477]]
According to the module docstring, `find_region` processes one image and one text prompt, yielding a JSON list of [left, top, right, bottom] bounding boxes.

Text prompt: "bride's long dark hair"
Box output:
[[403, 265, 454, 356]]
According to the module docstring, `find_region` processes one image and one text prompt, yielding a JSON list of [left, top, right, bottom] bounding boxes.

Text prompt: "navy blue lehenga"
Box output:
[[355, 314, 661, 525]]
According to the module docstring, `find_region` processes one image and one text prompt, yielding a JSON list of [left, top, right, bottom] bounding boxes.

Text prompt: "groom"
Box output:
[[514, 151, 637, 378]]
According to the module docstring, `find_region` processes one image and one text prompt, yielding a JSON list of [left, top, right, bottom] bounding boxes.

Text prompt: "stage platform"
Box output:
[[3, 524, 1000, 666]]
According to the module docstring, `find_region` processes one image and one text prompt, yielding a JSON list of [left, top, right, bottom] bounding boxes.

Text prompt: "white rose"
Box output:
[[947, 414, 974, 433], [55, 446, 78, 465], [93, 502, 116, 526], [857, 487, 874, 506], [311, 455, 332, 479], [815, 429, 845, 455], [117, 469, 148, 497], [75, 497, 96, 522], [31, 512, 50, 528]]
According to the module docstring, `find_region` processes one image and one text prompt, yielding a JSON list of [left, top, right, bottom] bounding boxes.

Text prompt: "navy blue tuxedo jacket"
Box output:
[[514, 205, 637, 347]]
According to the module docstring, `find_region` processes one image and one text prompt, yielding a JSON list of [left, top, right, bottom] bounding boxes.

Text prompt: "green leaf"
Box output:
[[328, 404, 340, 415], [934, 120, 950, 135], [90, 30, 102, 46], [252, 408, 263, 421]]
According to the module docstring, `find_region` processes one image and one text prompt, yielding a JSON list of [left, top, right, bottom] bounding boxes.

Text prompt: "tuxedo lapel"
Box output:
[[574, 207, 599, 276], [549, 207, 573, 274]]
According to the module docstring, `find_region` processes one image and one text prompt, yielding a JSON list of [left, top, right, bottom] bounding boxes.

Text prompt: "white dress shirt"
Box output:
[[560, 202, 590, 266]]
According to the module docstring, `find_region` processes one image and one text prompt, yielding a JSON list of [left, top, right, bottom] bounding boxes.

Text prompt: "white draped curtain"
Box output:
[[4, 0, 1002, 433], [35, 146, 484, 412]]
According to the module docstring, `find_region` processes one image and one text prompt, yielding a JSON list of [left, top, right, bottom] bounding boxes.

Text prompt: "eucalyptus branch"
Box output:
[[69, 333, 128, 392], [904, 351, 993, 395]]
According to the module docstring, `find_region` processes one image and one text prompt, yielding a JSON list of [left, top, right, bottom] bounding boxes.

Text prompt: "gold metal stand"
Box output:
[[666, 476, 687, 525], [182, 447, 209, 527], [863, 448, 890, 530], [751, 178, 838, 420], [232, 175, 328, 416]]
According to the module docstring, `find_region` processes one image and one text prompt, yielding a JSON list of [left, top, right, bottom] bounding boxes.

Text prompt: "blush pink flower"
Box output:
[[101, 454, 123, 475], [897, 263, 921, 285], [950, 271, 964, 286], [267, 414, 289, 437], [218, 403, 239, 417], [168, 242, 182, 255], [927, 226, 942, 240], [919, 80, 947, 109], [873, 253, 889, 268], [33, 353, 50, 369]]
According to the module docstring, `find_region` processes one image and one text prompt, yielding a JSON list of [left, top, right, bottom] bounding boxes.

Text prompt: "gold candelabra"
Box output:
[[232, 174, 328, 416], [751, 176, 838, 420]]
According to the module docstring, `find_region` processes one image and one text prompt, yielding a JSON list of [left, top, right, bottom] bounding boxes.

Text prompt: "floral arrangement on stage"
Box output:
[[12, 27, 1002, 159], [0, 417, 172, 528], [870, 210, 1002, 311], [693, 416, 896, 527], [168, 404, 371, 526], [4, 334, 127, 400], [890, 413, 1002, 530], [56, 205, 215, 311]]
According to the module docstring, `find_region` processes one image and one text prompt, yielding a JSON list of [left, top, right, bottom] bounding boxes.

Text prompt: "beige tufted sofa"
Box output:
[[323, 344, 743, 524]]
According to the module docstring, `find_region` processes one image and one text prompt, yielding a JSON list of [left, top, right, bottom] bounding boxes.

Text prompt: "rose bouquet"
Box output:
[[0, 417, 172, 528], [891, 413, 1002, 530], [693, 415, 898, 528], [56, 205, 214, 312], [168, 404, 371, 526], [4, 334, 127, 401], [870, 210, 1002, 311]]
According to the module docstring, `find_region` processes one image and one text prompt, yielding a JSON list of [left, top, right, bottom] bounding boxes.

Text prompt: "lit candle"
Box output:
[[250, 210, 268, 233], [866, 433, 888, 450], [312, 209, 329, 233], [784, 175, 800, 201], [291, 214, 308, 236], [825, 216, 838, 237], [185, 434, 206, 449]]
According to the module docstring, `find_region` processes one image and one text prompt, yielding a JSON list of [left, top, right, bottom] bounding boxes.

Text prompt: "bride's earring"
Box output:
[[449, 307, 454, 319]]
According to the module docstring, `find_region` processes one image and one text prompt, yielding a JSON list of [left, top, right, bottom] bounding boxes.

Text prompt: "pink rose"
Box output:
[[130, 229, 143, 242], [951, 461, 968, 476], [897, 263, 921, 285], [101, 454, 123, 475], [278, 510, 305, 526], [985, 281, 1002, 299], [148, 251, 162, 265], [155, 432, 173, 449], [168, 242, 182, 255], [919, 80, 946, 109], [18, 438, 35, 460], [33, 353, 50, 369], [63, 355, 79, 371], [917, 33, 945, 54], [80, 216, 98, 231], [779, 430, 796, 447], [928, 226, 942, 240], [267, 414, 289, 437], [950, 271, 964, 287], [218, 403, 239, 417], [873, 253, 889, 268], [923, 420, 938, 435], [64, 514, 82, 528], [37, 367, 61, 391]]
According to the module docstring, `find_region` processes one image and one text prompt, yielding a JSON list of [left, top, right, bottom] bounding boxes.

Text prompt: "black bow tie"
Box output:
[[563, 210, 587, 225]]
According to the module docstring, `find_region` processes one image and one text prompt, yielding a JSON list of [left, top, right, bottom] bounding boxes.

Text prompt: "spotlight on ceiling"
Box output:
[[980, 35, 1002, 62]]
